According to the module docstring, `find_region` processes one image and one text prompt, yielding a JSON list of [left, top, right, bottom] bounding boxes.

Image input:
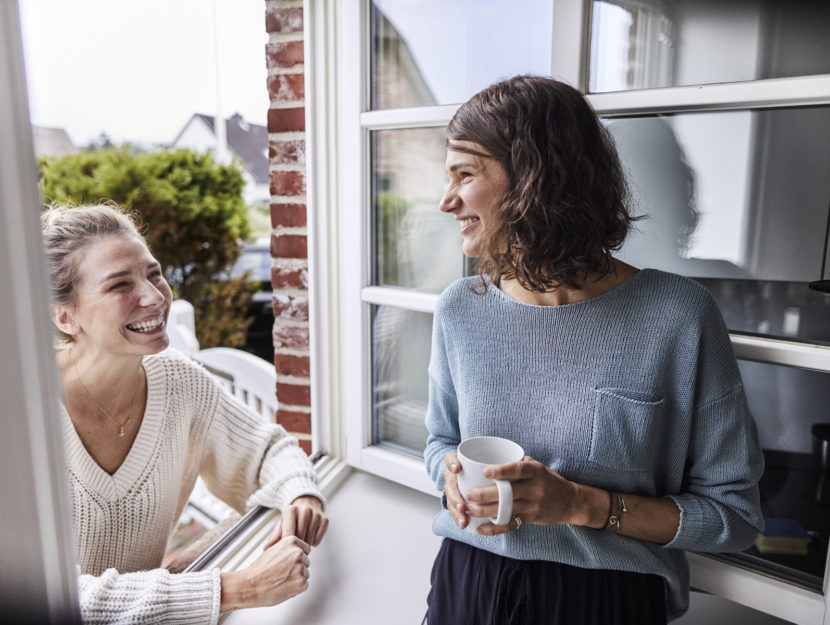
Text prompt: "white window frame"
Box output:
[[0, 1, 80, 621], [320, 0, 830, 622], [8, 0, 830, 620]]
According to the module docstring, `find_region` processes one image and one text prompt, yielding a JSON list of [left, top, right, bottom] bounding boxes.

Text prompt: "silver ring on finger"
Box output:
[[513, 514, 523, 530]]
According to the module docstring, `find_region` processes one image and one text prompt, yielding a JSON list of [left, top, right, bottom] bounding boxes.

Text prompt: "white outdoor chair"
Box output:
[[195, 346, 278, 421], [186, 347, 278, 520]]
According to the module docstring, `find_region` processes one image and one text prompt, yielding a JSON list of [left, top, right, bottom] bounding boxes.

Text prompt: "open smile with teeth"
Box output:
[[126, 316, 165, 333], [459, 217, 480, 229]]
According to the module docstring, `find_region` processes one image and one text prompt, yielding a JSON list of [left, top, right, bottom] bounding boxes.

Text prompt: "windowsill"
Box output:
[[216, 467, 442, 624], [189, 458, 808, 625]]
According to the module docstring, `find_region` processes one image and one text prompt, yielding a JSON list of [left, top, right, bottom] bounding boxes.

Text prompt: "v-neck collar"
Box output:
[[63, 355, 166, 500]]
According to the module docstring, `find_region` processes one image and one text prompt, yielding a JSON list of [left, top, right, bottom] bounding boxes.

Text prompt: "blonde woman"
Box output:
[[42, 203, 328, 624]]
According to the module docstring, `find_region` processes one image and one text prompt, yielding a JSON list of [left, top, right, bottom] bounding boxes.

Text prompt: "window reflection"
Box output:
[[371, 305, 432, 456], [608, 106, 830, 344], [591, 0, 830, 93], [710, 360, 830, 590], [371, 0, 553, 109], [609, 106, 830, 588], [372, 128, 464, 292]]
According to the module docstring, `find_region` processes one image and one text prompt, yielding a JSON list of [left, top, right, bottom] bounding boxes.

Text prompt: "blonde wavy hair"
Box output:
[[41, 202, 144, 343]]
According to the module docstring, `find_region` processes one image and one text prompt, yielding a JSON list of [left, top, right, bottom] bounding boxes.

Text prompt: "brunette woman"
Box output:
[[423, 75, 763, 624]]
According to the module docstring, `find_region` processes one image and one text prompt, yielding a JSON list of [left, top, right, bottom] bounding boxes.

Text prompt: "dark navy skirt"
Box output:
[[426, 539, 667, 625]]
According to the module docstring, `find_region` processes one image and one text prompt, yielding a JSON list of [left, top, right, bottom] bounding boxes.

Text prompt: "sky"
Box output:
[[18, 0, 268, 148]]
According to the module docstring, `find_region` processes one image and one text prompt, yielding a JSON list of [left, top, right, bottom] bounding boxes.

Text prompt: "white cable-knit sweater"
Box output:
[[63, 349, 323, 625]]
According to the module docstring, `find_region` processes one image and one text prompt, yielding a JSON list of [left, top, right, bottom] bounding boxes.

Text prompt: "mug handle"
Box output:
[[490, 479, 513, 525]]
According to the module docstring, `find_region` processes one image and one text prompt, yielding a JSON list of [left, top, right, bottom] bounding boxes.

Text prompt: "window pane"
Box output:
[[608, 107, 830, 344], [371, 0, 553, 109], [590, 0, 830, 93], [710, 361, 830, 591], [372, 128, 465, 292], [371, 305, 432, 457]]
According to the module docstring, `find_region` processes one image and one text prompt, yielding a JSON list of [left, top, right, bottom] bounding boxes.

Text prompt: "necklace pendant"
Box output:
[[119, 425, 126, 437]]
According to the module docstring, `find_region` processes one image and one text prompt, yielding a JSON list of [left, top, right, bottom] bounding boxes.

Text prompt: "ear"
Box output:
[[51, 305, 80, 337]]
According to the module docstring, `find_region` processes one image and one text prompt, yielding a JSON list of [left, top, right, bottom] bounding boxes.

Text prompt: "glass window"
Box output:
[[372, 128, 464, 292], [711, 360, 830, 591], [590, 0, 830, 93], [347, 0, 830, 619], [371, 0, 553, 109], [371, 305, 433, 457], [609, 106, 830, 344]]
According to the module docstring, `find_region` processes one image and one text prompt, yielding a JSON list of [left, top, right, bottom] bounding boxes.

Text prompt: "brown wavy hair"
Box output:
[[447, 75, 638, 291]]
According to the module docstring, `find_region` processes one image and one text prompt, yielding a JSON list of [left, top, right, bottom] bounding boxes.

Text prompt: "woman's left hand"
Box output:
[[465, 456, 579, 536], [264, 496, 329, 549]]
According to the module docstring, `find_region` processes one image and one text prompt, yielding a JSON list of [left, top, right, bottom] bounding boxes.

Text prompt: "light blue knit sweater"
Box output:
[[424, 269, 764, 620]]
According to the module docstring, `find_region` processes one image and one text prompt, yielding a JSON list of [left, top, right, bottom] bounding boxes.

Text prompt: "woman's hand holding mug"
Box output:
[[444, 436, 525, 533]]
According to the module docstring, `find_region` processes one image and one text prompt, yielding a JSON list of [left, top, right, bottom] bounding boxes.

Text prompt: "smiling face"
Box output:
[[55, 234, 172, 357], [439, 140, 509, 258]]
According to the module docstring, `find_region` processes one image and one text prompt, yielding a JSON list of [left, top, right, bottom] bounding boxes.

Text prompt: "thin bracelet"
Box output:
[[610, 493, 628, 533], [606, 496, 619, 532], [600, 490, 614, 530]]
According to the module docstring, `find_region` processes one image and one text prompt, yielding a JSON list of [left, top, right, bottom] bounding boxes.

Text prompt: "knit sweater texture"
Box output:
[[64, 349, 323, 625], [424, 269, 764, 621]]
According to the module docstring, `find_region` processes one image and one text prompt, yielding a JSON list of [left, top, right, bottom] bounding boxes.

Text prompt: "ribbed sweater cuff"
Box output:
[[664, 494, 709, 550], [247, 472, 326, 512], [79, 567, 221, 625]]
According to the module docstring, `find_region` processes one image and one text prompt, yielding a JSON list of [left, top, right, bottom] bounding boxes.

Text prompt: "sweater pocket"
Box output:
[[589, 387, 665, 472]]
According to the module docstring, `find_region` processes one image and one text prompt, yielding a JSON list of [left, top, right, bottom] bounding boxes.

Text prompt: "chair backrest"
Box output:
[[167, 299, 200, 357], [195, 347, 277, 421]]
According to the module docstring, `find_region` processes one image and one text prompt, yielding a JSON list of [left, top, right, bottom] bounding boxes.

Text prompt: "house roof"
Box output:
[[173, 113, 269, 184], [31, 125, 77, 157]]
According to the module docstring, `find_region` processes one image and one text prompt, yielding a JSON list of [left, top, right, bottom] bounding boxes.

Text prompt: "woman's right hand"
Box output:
[[219, 535, 311, 613], [443, 451, 469, 529]]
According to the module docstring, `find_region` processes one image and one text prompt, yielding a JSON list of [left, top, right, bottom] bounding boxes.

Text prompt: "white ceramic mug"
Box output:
[[457, 436, 525, 529]]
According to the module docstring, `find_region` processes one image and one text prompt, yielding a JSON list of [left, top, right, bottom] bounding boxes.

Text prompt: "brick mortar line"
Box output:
[[274, 347, 310, 357], [268, 32, 304, 43], [270, 164, 306, 173], [269, 193, 307, 203], [269, 100, 305, 109], [270, 195, 308, 204], [266, 0, 303, 10], [269, 131, 306, 140], [273, 225, 307, 235], [277, 374, 311, 385], [270, 257, 308, 268], [267, 66, 305, 76], [278, 400, 312, 410], [270, 293, 309, 303]]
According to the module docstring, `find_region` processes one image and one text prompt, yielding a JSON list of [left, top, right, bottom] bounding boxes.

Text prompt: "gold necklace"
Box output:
[[70, 349, 143, 438]]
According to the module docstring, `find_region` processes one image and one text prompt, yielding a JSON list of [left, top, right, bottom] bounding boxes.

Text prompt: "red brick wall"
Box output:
[[266, 0, 311, 454]]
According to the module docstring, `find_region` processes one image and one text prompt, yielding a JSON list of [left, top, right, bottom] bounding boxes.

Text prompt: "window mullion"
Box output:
[[589, 74, 830, 116], [551, 0, 593, 89], [361, 286, 439, 314], [360, 105, 457, 131], [730, 334, 830, 374]]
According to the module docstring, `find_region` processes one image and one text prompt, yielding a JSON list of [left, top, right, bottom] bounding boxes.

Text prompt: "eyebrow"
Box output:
[[99, 262, 160, 284], [446, 141, 495, 160], [448, 161, 479, 173]]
